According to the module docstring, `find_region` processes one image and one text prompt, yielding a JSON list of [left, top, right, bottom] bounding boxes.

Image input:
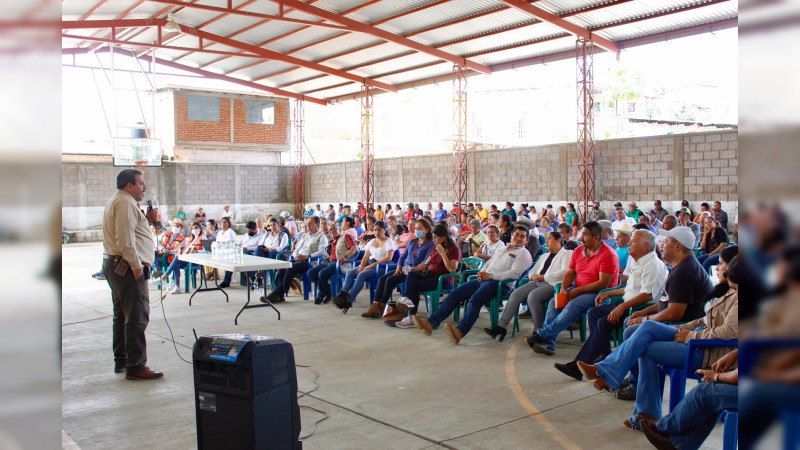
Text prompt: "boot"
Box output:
[[361, 302, 383, 319], [289, 278, 302, 296]]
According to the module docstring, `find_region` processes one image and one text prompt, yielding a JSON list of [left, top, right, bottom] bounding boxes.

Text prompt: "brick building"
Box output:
[[153, 86, 290, 164]]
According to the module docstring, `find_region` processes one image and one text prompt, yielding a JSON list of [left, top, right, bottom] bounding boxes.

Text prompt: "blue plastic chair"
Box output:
[[362, 250, 401, 304], [659, 338, 738, 412], [721, 410, 738, 450], [331, 250, 364, 299]]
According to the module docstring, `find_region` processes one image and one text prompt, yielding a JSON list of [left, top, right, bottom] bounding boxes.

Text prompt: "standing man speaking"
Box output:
[[103, 169, 163, 381]]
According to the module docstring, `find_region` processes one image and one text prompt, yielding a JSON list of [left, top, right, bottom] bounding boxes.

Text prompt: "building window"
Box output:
[[628, 102, 636, 113], [187, 96, 220, 121], [246, 100, 275, 124]]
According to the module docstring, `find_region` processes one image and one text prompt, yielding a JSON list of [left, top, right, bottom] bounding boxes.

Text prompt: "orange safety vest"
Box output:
[[161, 232, 185, 264]]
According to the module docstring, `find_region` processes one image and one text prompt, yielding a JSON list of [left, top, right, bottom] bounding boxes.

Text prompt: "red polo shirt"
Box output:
[[568, 242, 619, 288]]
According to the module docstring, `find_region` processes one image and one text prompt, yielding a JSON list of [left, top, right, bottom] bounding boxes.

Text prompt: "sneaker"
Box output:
[[395, 316, 414, 328], [395, 297, 415, 312], [533, 342, 555, 355], [169, 284, 182, 294], [92, 272, 106, 280]]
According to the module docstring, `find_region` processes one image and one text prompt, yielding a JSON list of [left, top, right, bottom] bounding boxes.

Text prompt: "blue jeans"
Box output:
[[574, 303, 628, 363], [307, 262, 337, 297], [596, 321, 704, 425], [536, 291, 598, 347], [402, 271, 442, 314], [341, 266, 376, 301], [427, 280, 506, 337], [700, 253, 720, 272], [739, 381, 800, 450], [164, 258, 188, 285], [657, 382, 737, 450], [375, 272, 406, 304]]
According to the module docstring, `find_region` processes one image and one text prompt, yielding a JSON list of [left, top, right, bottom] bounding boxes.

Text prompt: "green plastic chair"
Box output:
[[422, 258, 484, 314], [611, 300, 655, 347]]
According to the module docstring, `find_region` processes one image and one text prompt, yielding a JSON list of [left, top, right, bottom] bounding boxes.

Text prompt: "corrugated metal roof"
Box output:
[[62, 0, 738, 103]]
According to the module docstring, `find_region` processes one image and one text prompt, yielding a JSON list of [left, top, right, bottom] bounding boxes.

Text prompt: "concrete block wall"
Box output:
[[62, 130, 738, 234], [173, 147, 281, 165], [61, 161, 293, 231]]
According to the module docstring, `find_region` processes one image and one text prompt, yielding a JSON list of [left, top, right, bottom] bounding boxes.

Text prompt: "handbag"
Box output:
[[419, 269, 436, 279]]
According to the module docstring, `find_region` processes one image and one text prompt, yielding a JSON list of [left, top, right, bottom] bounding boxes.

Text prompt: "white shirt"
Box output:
[[240, 231, 262, 250], [622, 251, 668, 303], [292, 230, 329, 259], [260, 231, 288, 252], [314, 209, 325, 218], [481, 240, 506, 258], [529, 247, 573, 285], [216, 228, 237, 242], [365, 237, 399, 262], [483, 245, 533, 287], [221, 210, 233, 218]]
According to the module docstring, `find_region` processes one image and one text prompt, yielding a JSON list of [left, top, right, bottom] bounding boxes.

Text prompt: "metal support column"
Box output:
[[451, 64, 468, 208], [292, 98, 306, 218], [360, 83, 375, 210], [576, 37, 596, 220]]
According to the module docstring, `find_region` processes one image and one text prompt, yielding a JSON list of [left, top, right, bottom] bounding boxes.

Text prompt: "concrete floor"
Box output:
[[62, 242, 724, 449]]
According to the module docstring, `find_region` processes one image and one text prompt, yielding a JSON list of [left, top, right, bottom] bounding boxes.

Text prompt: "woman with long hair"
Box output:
[[333, 220, 397, 313], [388, 224, 461, 327], [363, 219, 435, 321]]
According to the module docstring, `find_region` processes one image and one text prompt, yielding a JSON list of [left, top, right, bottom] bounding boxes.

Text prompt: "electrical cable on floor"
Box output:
[[296, 363, 328, 440], [154, 281, 193, 365]]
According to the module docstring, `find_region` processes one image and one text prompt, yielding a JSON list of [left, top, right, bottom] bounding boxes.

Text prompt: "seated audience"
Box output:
[[652, 200, 668, 223], [411, 226, 531, 344], [553, 229, 667, 382], [307, 223, 356, 304], [458, 219, 486, 257], [474, 225, 506, 261], [256, 218, 289, 259], [528, 221, 619, 356], [587, 200, 606, 222], [639, 349, 738, 450], [333, 220, 397, 311], [615, 222, 632, 273], [598, 219, 617, 249], [486, 231, 571, 342], [160, 221, 203, 294], [364, 219, 435, 322], [175, 205, 187, 221], [373, 204, 385, 221], [498, 214, 514, 244], [263, 216, 328, 304], [697, 215, 729, 270], [565, 203, 579, 232], [612, 207, 637, 233], [475, 202, 489, 223], [215, 217, 239, 288], [240, 221, 261, 254], [502, 202, 518, 222], [195, 207, 206, 227], [577, 256, 738, 430], [434, 202, 447, 222], [627, 202, 644, 221]]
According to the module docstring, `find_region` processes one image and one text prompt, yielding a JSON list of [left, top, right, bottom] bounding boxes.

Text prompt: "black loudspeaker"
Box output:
[[193, 335, 301, 449]]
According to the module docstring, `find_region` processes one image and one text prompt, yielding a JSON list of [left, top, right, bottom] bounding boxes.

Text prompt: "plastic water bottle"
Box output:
[[211, 241, 218, 260]]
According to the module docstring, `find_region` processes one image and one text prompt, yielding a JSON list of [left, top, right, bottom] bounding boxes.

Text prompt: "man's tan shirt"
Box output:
[[103, 190, 155, 271]]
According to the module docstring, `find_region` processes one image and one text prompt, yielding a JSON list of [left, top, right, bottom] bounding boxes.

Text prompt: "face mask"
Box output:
[[172, 227, 180, 234], [248, 231, 256, 237], [415, 230, 425, 239], [192, 229, 201, 236]]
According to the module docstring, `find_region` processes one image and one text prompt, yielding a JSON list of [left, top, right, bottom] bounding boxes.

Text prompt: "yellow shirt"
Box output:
[[374, 209, 385, 220], [103, 190, 155, 271], [477, 208, 489, 222]]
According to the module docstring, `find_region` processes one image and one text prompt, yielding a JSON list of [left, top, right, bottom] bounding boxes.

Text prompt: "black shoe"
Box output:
[[483, 325, 508, 342], [525, 332, 542, 348], [219, 281, 230, 288], [260, 291, 275, 303], [616, 384, 637, 401], [272, 293, 286, 303], [321, 295, 331, 304], [114, 363, 126, 374], [594, 352, 610, 364], [313, 295, 324, 305], [554, 361, 583, 381]]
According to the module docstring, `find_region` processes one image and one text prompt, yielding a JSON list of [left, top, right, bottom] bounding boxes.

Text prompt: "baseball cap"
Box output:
[[658, 226, 696, 250], [614, 202, 622, 207], [677, 207, 691, 215], [407, 202, 414, 206], [280, 211, 290, 218]]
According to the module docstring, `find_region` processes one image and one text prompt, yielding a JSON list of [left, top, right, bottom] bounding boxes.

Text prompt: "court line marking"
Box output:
[[505, 336, 582, 450]]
